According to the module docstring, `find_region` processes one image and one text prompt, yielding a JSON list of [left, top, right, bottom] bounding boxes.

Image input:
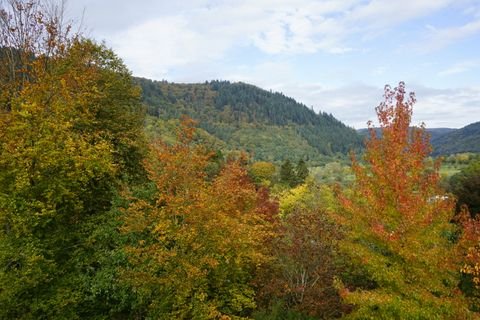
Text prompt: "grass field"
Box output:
[[439, 164, 462, 178]]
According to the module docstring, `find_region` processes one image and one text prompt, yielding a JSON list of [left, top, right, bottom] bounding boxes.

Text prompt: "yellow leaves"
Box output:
[[279, 184, 309, 217], [0, 40, 143, 248], [249, 161, 276, 186], [461, 247, 480, 289], [121, 123, 276, 318], [458, 214, 480, 304]]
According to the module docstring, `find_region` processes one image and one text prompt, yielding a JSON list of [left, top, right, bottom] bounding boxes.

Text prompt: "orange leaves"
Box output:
[[121, 120, 277, 318], [344, 83, 451, 234], [336, 82, 468, 318]]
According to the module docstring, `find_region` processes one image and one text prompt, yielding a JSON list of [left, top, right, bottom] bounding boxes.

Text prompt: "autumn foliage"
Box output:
[[336, 82, 470, 318], [3, 2, 480, 319], [121, 118, 278, 319], [256, 208, 345, 318], [0, 1, 145, 317]]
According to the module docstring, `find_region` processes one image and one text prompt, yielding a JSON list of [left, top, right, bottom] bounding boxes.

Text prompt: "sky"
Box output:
[[66, 0, 480, 129]]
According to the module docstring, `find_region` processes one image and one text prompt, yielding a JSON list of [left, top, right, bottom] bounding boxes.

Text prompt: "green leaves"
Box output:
[[450, 160, 480, 216], [0, 10, 144, 316]]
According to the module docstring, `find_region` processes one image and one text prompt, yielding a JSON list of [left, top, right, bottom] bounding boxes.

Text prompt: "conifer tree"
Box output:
[[280, 159, 296, 187], [296, 159, 309, 185]]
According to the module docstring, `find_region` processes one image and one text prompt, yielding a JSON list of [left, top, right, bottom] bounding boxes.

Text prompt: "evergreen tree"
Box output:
[[280, 159, 296, 187], [296, 159, 309, 185]]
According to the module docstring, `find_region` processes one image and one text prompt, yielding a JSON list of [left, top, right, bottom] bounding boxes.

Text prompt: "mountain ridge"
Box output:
[[431, 122, 480, 155], [357, 124, 479, 156]]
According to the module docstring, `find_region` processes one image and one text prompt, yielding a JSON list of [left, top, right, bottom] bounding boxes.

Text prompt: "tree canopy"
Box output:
[[335, 82, 469, 318]]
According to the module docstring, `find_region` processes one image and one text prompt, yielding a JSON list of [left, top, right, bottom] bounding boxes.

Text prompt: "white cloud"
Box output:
[[418, 18, 480, 53], [348, 0, 453, 28], [264, 82, 480, 129], [438, 60, 480, 76], [283, 83, 381, 128], [414, 85, 480, 127], [224, 61, 296, 88], [111, 15, 234, 79], [463, 3, 480, 18], [66, 0, 480, 129], [105, 0, 462, 76], [372, 66, 387, 76]]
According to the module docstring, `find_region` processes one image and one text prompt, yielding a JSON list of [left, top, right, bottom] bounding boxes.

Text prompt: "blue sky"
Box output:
[[68, 0, 480, 128]]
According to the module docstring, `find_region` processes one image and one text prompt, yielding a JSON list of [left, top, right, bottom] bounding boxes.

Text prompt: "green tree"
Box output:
[[0, 1, 145, 317], [249, 161, 276, 186], [296, 159, 309, 185], [258, 181, 346, 318], [280, 159, 296, 187], [449, 160, 480, 216]]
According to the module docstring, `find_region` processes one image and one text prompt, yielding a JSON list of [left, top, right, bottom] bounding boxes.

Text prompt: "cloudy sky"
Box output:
[[67, 0, 480, 128]]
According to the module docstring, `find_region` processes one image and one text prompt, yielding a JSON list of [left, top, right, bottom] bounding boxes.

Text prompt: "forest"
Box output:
[[1, 1, 480, 319], [136, 77, 363, 165]]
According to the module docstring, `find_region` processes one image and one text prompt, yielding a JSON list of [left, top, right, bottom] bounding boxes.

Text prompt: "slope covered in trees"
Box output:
[[427, 127, 457, 141], [359, 124, 480, 157], [431, 122, 480, 155], [136, 78, 362, 162]]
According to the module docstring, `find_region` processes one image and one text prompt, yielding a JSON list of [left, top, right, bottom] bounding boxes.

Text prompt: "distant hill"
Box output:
[[431, 122, 480, 156], [427, 128, 457, 141], [136, 78, 363, 163], [358, 127, 455, 140], [357, 128, 376, 138], [358, 123, 479, 156]]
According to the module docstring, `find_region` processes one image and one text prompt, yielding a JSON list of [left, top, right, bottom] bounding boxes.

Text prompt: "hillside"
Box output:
[[432, 122, 480, 155], [136, 78, 363, 163], [357, 126, 479, 157], [427, 128, 456, 141], [358, 127, 456, 140]]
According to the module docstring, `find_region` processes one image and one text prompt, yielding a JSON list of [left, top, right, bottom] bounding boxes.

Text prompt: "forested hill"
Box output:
[[357, 125, 480, 157], [431, 122, 480, 155], [358, 127, 457, 141], [427, 128, 457, 141], [135, 78, 362, 162]]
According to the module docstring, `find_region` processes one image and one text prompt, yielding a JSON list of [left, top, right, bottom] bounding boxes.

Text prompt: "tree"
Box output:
[[449, 160, 480, 216], [249, 161, 276, 186], [335, 82, 471, 318], [280, 159, 296, 187], [0, 1, 145, 317], [457, 210, 480, 311], [258, 197, 346, 318], [296, 159, 309, 185], [121, 119, 276, 319], [256, 178, 349, 318]]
